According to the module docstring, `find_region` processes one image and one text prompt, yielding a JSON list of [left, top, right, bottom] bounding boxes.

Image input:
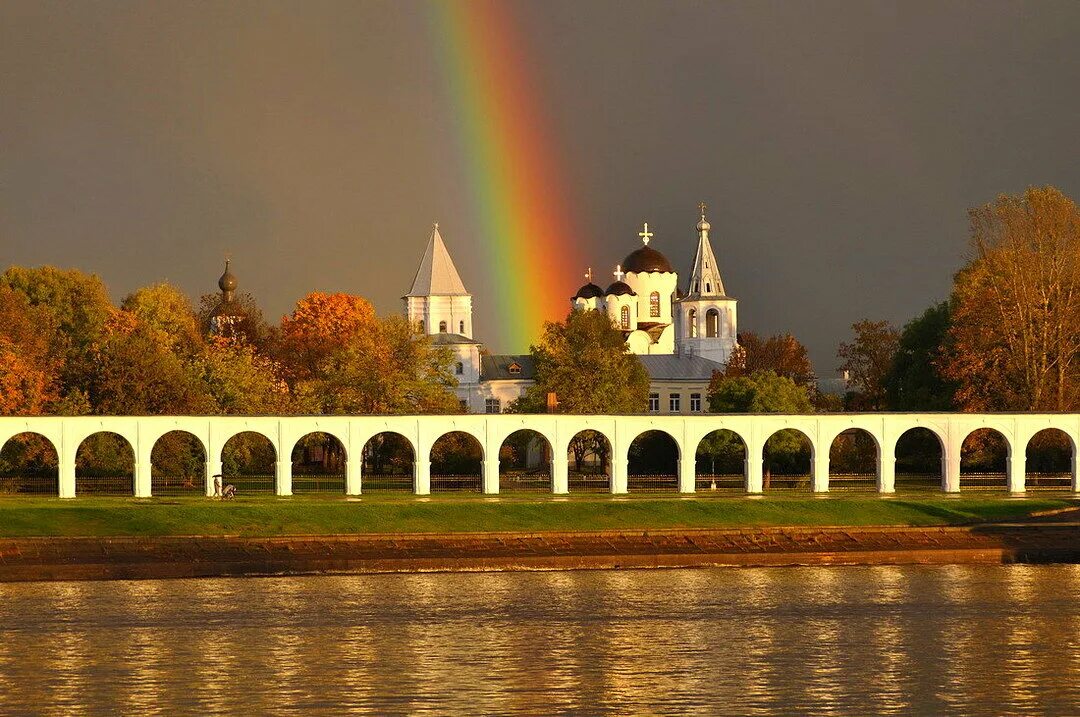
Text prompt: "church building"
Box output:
[[404, 205, 739, 414]]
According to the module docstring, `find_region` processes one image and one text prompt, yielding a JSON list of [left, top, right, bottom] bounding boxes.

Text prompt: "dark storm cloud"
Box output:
[[2, 0, 1079, 369]]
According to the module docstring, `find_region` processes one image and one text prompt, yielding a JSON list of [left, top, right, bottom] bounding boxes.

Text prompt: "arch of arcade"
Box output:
[[1, 413, 1077, 497]]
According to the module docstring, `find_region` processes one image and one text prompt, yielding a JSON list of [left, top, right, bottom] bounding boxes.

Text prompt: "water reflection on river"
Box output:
[[1, 565, 1079, 715]]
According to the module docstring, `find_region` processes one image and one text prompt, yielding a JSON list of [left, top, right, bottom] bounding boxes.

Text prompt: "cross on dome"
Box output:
[[585, 267, 593, 282], [613, 264, 625, 282], [698, 201, 707, 219], [433, 221, 439, 230], [638, 222, 653, 246]]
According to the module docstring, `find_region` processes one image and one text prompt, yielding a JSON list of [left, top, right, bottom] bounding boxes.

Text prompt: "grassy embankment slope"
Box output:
[[0, 494, 1072, 538]]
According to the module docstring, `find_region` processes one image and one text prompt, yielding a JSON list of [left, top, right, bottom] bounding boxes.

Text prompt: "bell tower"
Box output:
[[675, 203, 738, 364]]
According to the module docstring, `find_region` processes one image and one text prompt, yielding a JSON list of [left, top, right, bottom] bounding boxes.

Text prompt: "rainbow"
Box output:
[[429, 0, 584, 352]]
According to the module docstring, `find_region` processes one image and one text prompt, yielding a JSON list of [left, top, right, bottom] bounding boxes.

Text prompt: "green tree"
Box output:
[[837, 319, 900, 410], [306, 315, 460, 415], [122, 283, 203, 357], [87, 315, 213, 415], [707, 370, 813, 483], [0, 266, 114, 398], [884, 302, 956, 410], [512, 309, 649, 414], [193, 337, 292, 415]]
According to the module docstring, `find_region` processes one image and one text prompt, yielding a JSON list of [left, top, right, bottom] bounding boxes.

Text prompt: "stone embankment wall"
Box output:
[[1, 524, 1077, 582]]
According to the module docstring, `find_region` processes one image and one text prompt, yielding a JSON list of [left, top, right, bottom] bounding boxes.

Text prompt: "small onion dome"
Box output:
[[605, 280, 636, 296], [218, 260, 238, 293], [622, 245, 674, 274], [573, 282, 604, 300], [696, 216, 711, 232]]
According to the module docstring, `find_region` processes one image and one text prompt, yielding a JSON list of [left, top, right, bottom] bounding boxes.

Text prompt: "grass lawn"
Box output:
[[0, 493, 1073, 537]]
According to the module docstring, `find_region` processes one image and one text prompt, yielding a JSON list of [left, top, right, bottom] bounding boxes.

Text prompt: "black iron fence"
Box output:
[[0, 474, 59, 495], [361, 473, 414, 492], [499, 469, 552, 493], [430, 474, 482, 493], [568, 472, 611, 493], [694, 474, 744, 492], [75, 475, 133, 495], [626, 474, 678, 492], [291, 474, 346, 493]]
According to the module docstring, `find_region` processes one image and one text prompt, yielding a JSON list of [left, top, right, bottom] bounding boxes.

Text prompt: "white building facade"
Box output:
[[405, 207, 738, 414]]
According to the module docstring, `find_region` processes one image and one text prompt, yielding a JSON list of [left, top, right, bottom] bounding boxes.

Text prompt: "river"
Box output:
[[1, 565, 1078, 715]]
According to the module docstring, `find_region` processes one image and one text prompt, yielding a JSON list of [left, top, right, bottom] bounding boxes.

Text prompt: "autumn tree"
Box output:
[[883, 302, 956, 410], [279, 292, 377, 383], [726, 332, 816, 387], [0, 287, 62, 415], [942, 187, 1080, 411], [193, 337, 292, 414], [0, 266, 113, 400], [837, 319, 899, 410], [197, 290, 272, 348], [87, 312, 213, 415], [298, 315, 459, 415]]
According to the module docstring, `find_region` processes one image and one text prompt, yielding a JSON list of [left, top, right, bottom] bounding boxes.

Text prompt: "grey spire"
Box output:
[[406, 223, 469, 297], [686, 204, 726, 297]]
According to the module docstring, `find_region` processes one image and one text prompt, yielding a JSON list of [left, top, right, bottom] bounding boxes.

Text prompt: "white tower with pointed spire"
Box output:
[[403, 222, 474, 338], [675, 203, 738, 364]]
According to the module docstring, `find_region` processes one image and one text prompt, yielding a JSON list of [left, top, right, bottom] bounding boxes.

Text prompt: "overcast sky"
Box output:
[[3, 1, 1079, 371]]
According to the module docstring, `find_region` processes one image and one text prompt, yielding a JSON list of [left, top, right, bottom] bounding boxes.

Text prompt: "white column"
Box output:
[[134, 462, 152, 497], [415, 459, 431, 495], [678, 456, 696, 493], [205, 460, 222, 497], [1006, 451, 1026, 494], [552, 454, 568, 494], [878, 444, 895, 494], [346, 458, 362, 496], [275, 460, 292, 496], [812, 449, 829, 493], [611, 457, 628, 494], [59, 459, 76, 498], [1072, 453, 1079, 493], [482, 459, 499, 494], [944, 447, 961, 493], [745, 455, 763, 494]]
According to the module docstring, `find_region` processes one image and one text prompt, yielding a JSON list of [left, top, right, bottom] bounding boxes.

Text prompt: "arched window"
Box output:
[[706, 309, 719, 338], [455, 361, 464, 375], [439, 321, 447, 333], [459, 320, 465, 334], [688, 309, 697, 337], [620, 305, 630, 329], [649, 291, 660, 317], [705, 283, 711, 293]]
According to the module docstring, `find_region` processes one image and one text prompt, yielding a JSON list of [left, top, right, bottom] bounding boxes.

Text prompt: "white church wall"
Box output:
[[408, 295, 473, 338], [625, 271, 676, 327]]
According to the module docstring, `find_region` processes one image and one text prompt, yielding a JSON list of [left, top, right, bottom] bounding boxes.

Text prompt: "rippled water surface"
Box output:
[[1, 565, 1079, 715]]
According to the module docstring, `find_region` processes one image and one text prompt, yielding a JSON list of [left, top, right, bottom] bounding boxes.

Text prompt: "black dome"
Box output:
[[218, 260, 238, 292], [622, 245, 674, 274], [605, 281, 636, 296], [573, 282, 604, 300]]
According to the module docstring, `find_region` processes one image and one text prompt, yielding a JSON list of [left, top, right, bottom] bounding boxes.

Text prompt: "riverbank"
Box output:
[[1, 520, 1078, 581], [0, 495, 1076, 581], [0, 494, 1072, 537]]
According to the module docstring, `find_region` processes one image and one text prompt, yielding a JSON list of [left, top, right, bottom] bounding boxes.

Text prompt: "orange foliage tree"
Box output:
[[279, 292, 377, 381], [942, 187, 1080, 411]]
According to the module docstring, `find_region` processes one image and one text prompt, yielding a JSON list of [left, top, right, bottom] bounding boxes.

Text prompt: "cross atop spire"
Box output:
[[585, 267, 593, 283], [613, 264, 625, 282], [698, 201, 707, 219], [638, 222, 653, 246]]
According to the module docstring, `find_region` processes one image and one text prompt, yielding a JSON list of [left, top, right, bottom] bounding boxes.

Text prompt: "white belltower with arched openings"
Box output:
[[674, 204, 738, 364]]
